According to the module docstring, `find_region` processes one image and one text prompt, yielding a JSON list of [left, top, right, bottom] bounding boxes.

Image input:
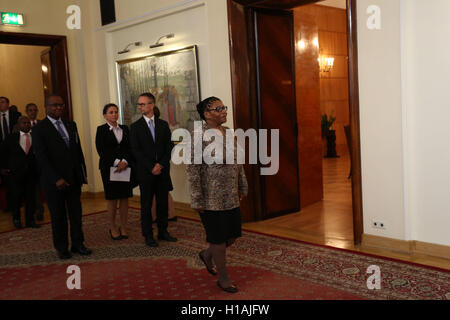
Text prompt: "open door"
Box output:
[[254, 9, 300, 219]]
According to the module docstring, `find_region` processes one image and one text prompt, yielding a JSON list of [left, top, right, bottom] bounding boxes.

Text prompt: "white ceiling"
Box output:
[[317, 0, 346, 9]]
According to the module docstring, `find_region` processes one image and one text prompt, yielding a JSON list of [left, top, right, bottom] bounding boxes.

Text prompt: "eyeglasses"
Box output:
[[48, 103, 65, 108], [137, 102, 154, 107], [206, 106, 228, 113]]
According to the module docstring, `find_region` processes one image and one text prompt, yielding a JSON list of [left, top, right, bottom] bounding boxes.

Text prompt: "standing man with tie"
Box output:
[[0, 116, 41, 229], [130, 92, 177, 247], [25, 103, 45, 221], [0, 97, 21, 142], [32, 95, 91, 259], [26, 103, 40, 127], [0, 96, 21, 213]]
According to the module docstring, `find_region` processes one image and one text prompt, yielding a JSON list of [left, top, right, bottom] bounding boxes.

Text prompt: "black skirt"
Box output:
[[199, 207, 242, 244], [101, 169, 133, 200]]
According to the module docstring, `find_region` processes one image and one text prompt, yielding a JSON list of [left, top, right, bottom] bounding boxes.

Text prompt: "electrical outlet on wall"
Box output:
[[371, 220, 386, 230]]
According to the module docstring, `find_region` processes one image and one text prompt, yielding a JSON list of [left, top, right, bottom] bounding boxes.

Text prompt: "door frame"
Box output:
[[227, 0, 364, 244], [0, 31, 73, 120]]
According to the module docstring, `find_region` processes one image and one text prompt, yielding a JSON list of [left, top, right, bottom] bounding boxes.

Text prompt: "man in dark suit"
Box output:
[[32, 95, 91, 259], [25, 103, 45, 221], [0, 97, 21, 142], [0, 116, 41, 229], [130, 92, 177, 247], [0, 96, 21, 212]]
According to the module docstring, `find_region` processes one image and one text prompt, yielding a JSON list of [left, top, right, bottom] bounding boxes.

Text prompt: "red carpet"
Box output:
[[0, 208, 448, 300]]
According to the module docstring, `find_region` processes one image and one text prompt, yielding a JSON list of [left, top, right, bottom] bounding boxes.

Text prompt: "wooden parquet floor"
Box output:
[[1, 151, 449, 270]]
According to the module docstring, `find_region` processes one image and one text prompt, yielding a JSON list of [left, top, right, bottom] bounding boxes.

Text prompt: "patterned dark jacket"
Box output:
[[186, 123, 248, 211]]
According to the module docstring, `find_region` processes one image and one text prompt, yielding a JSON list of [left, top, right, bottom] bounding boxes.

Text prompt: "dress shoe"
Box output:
[[217, 281, 238, 293], [57, 250, 72, 260], [26, 222, 41, 229], [168, 216, 178, 222], [119, 227, 128, 239], [145, 236, 159, 247], [199, 250, 217, 276], [109, 229, 122, 240], [157, 231, 177, 242], [13, 219, 22, 229], [71, 244, 92, 255]]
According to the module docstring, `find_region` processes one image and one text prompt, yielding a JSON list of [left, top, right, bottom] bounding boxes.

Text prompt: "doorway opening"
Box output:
[[0, 32, 73, 120], [227, 0, 363, 245]]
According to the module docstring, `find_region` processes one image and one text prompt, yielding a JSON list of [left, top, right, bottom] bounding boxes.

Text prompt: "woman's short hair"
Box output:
[[196, 96, 221, 121], [103, 103, 118, 115]]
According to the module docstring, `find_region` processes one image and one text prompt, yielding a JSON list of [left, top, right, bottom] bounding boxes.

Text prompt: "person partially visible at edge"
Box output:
[[95, 103, 134, 241], [186, 96, 248, 294]]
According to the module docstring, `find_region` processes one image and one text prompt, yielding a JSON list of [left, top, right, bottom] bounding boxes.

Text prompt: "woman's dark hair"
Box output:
[[103, 103, 119, 115], [196, 96, 221, 121]]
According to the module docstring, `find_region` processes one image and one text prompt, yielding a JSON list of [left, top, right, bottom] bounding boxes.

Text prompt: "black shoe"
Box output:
[[199, 250, 217, 276], [145, 236, 158, 247], [13, 219, 22, 229], [57, 250, 72, 260], [168, 216, 178, 222], [157, 231, 177, 242], [71, 244, 92, 255], [26, 222, 41, 229], [217, 281, 238, 293], [109, 229, 122, 240], [119, 227, 128, 239]]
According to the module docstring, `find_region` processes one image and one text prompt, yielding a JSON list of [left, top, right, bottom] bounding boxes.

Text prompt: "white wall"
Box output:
[[82, 0, 233, 203], [106, 3, 210, 203], [403, 0, 450, 246], [357, 0, 406, 240]]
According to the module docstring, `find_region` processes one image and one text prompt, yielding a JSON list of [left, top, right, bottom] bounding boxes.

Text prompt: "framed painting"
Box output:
[[116, 45, 201, 132]]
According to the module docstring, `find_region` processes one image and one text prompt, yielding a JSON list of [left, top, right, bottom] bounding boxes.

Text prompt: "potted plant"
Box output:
[[321, 112, 339, 158]]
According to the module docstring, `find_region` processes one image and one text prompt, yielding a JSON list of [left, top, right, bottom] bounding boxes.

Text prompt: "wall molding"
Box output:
[[362, 234, 450, 260]]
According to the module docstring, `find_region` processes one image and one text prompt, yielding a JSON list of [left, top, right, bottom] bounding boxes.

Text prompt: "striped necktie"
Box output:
[[55, 120, 70, 147]]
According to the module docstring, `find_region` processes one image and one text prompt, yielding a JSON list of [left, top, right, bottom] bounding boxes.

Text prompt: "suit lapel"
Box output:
[[63, 120, 76, 148], [44, 117, 69, 148], [14, 133, 27, 156]]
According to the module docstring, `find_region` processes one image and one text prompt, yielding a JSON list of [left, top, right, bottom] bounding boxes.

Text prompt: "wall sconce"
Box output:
[[118, 41, 142, 54], [318, 54, 335, 73], [150, 33, 175, 48]]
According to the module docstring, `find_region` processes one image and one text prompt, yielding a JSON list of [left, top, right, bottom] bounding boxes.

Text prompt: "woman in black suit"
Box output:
[[95, 103, 133, 240]]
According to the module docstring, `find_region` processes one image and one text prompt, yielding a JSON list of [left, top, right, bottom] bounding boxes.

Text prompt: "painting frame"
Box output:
[[115, 45, 202, 132]]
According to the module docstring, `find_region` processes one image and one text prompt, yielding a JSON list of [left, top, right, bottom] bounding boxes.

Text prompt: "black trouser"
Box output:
[[44, 184, 84, 252], [139, 175, 168, 238], [11, 174, 37, 225]]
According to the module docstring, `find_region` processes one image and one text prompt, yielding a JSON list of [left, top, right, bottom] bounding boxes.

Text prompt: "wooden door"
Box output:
[[255, 9, 300, 219]]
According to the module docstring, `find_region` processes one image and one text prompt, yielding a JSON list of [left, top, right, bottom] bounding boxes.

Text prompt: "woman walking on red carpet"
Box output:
[[186, 96, 248, 293]]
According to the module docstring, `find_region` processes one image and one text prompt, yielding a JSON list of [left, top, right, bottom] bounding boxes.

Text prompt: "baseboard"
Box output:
[[413, 241, 450, 260], [362, 234, 450, 260], [174, 201, 195, 213], [82, 191, 105, 199]]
